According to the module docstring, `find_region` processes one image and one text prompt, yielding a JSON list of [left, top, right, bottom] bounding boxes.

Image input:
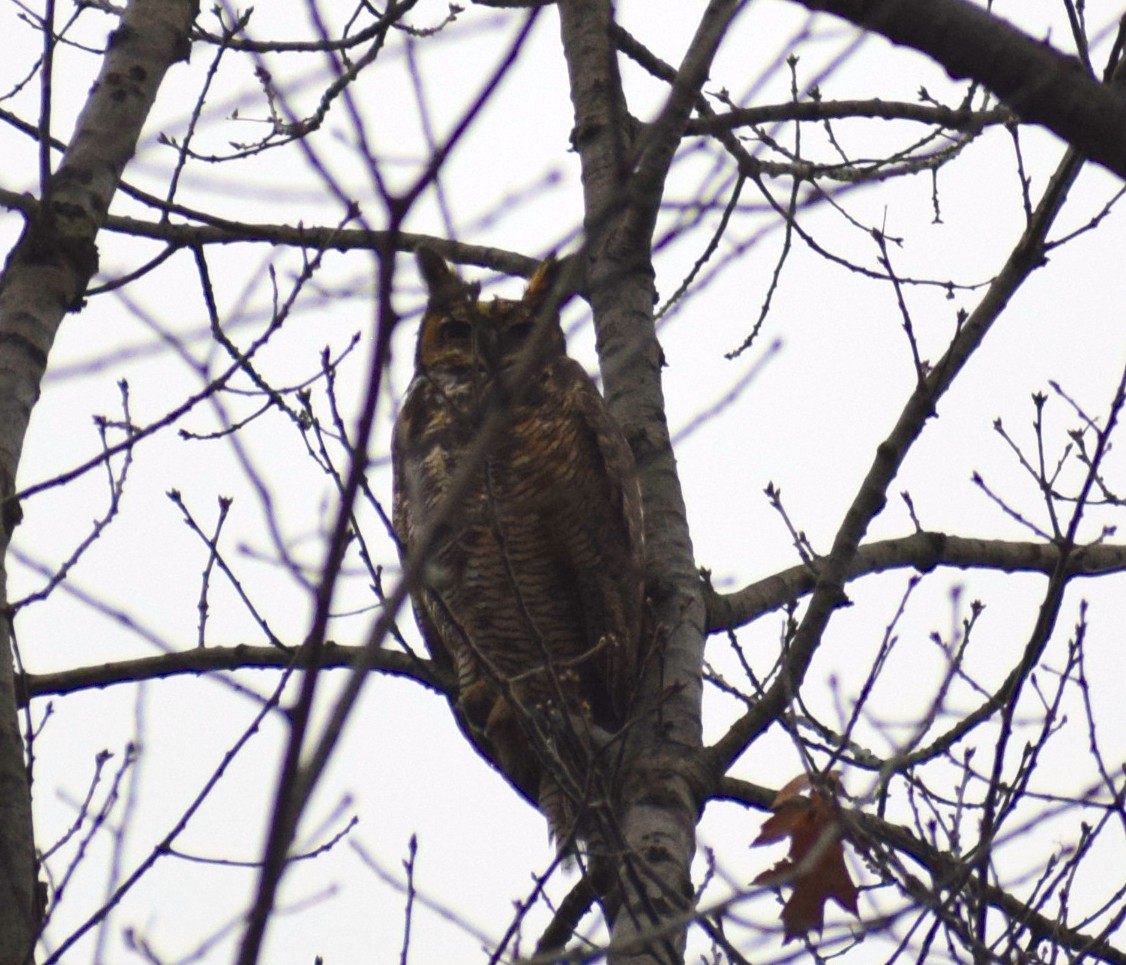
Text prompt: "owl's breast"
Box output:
[[488, 372, 589, 504]]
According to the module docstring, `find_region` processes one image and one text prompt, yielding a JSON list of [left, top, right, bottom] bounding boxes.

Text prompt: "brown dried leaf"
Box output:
[[752, 781, 859, 942], [771, 772, 816, 805]]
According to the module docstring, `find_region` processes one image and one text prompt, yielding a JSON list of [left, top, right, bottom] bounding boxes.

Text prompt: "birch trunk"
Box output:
[[0, 2, 197, 960]]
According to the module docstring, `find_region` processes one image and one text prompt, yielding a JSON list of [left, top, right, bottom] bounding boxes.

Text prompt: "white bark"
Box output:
[[0, 2, 197, 960]]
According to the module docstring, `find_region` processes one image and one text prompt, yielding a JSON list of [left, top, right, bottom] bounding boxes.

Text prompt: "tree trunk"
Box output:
[[556, 1, 726, 959], [0, 2, 198, 960]]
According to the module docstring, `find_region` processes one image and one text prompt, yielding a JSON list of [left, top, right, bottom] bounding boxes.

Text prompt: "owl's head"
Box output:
[[413, 247, 566, 375]]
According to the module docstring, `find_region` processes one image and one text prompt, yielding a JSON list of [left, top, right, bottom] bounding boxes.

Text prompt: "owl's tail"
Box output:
[[536, 711, 626, 869], [477, 690, 625, 865]]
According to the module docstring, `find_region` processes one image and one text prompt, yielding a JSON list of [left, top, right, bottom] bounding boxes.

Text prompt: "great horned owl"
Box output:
[[391, 247, 645, 851]]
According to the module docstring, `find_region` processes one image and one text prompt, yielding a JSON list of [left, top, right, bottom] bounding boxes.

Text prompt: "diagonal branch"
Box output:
[[707, 142, 1087, 774], [789, 0, 1126, 180], [619, 0, 744, 250]]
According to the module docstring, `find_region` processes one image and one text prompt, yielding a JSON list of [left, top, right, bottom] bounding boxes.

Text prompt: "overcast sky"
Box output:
[[3, 1, 1126, 961]]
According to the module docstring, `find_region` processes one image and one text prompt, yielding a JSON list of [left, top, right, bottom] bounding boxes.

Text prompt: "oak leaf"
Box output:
[[752, 774, 859, 942]]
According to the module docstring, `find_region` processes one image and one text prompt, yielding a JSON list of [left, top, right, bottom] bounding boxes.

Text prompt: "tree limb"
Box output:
[[686, 101, 1010, 135], [19, 643, 450, 706], [706, 533, 1126, 633], [788, 0, 1126, 180], [707, 140, 1086, 774], [0, 185, 541, 275]]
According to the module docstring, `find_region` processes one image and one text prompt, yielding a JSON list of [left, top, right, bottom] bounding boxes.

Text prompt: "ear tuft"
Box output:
[[523, 255, 563, 311], [416, 246, 464, 305]]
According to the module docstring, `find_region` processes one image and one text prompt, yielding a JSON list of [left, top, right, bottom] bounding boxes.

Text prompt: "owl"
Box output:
[[391, 247, 646, 852]]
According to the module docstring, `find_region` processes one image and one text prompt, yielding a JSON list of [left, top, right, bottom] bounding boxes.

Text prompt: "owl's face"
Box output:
[[413, 248, 566, 380]]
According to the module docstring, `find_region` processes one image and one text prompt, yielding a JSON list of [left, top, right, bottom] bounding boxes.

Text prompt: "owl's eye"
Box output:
[[438, 318, 472, 342]]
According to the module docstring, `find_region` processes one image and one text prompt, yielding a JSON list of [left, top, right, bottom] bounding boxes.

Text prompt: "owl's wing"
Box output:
[[570, 368, 645, 572], [390, 391, 459, 679], [560, 358, 646, 724]]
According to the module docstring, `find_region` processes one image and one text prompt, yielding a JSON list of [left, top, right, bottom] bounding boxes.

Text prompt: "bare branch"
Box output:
[[789, 0, 1126, 180], [21, 643, 450, 706], [706, 533, 1126, 633]]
